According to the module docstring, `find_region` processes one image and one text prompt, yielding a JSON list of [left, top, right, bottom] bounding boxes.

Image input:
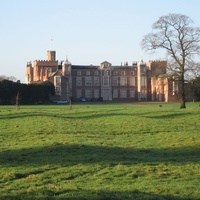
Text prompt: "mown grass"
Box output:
[[0, 102, 200, 200]]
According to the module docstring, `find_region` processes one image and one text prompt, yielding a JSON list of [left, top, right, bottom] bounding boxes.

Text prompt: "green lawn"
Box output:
[[0, 102, 200, 200]]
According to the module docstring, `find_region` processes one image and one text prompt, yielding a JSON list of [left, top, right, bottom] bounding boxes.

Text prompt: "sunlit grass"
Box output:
[[0, 102, 200, 199]]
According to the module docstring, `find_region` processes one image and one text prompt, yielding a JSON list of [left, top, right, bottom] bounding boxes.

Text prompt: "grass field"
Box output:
[[0, 102, 200, 200]]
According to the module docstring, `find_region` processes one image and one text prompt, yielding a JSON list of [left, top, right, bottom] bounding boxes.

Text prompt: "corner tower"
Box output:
[[47, 51, 56, 61]]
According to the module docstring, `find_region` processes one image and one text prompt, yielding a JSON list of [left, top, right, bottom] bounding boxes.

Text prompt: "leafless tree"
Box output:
[[142, 13, 200, 108]]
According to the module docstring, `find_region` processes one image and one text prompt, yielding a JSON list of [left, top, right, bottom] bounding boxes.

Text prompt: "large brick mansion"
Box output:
[[26, 50, 178, 102]]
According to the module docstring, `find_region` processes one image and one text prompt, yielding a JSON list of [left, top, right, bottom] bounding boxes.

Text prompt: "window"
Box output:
[[94, 71, 99, 76], [77, 71, 82, 76], [140, 89, 146, 98], [27, 74, 30, 82], [85, 77, 92, 86], [86, 71, 90, 76], [76, 77, 82, 86], [113, 71, 118, 75], [54, 76, 61, 85], [55, 87, 61, 96], [54, 76, 61, 95], [76, 89, 82, 98], [141, 76, 146, 86], [85, 89, 91, 98], [93, 77, 99, 86], [112, 77, 118, 86], [120, 89, 127, 98], [130, 77, 135, 86], [113, 89, 118, 98], [103, 76, 109, 86], [104, 70, 109, 76], [94, 89, 99, 98], [173, 80, 178, 95], [120, 77, 126, 86], [121, 71, 125, 76], [130, 89, 135, 98], [141, 66, 145, 73], [130, 71, 135, 75]]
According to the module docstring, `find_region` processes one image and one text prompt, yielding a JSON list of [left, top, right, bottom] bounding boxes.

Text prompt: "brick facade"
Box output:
[[26, 51, 178, 102]]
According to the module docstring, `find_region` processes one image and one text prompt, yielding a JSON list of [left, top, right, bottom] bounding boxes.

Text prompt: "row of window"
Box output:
[[76, 76, 137, 86], [77, 70, 135, 76], [76, 89, 136, 98], [55, 86, 146, 99]]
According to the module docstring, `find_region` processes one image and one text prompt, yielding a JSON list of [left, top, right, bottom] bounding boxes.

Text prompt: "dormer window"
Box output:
[[100, 61, 112, 69]]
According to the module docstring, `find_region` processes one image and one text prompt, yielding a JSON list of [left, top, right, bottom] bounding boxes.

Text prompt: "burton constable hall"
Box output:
[[26, 50, 178, 102]]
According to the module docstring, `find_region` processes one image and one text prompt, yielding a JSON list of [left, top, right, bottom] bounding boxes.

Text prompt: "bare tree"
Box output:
[[142, 13, 200, 108]]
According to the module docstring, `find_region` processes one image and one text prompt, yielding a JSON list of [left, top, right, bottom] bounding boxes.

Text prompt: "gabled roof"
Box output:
[[99, 61, 112, 70], [100, 61, 111, 65], [48, 69, 62, 78]]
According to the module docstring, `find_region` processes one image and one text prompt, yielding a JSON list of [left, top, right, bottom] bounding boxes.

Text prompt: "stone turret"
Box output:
[[62, 57, 71, 76]]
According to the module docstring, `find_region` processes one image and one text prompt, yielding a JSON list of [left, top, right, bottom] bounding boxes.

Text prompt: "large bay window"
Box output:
[[76, 77, 82, 86], [85, 77, 92, 86], [103, 76, 109, 86], [120, 77, 126, 86], [54, 76, 61, 96], [93, 77, 99, 86]]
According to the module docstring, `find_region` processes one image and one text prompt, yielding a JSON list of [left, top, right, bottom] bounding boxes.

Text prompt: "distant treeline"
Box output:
[[185, 77, 200, 102], [0, 80, 55, 105]]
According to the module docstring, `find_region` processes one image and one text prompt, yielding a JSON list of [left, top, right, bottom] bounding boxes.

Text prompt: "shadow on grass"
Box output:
[[0, 109, 141, 120], [0, 109, 195, 121], [1, 144, 199, 167], [142, 112, 195, 119], [1, 145, 198, 200], [0, 189, 192, 200]]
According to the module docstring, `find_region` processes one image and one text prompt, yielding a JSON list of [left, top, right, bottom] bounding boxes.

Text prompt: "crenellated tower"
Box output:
[[47, 51, 56, 61], [146, 60, 168, 101]]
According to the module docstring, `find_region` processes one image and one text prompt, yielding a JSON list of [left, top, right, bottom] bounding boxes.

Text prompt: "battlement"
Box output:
[[147, 60, 167, 67], [33, 60, 58, 68], [26, 61, 32, 68], [34, 60, 58, 63], [148, 60, 167, 63]]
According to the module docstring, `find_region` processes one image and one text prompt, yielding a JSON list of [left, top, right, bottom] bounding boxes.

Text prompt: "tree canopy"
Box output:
[[0, 80, 55, 105], [142, 13, 200, 108]]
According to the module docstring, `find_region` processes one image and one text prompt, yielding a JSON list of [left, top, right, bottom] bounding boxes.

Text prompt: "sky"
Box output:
[[1, 0, 200, 83]]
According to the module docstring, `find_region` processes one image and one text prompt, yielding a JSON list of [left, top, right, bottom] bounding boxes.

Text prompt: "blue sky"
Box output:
[[1, 0, 200, 82]]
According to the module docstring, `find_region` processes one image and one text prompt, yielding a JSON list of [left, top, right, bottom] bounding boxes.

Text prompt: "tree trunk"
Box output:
[[180, 75, 186, 109], [16, 92, 20, 111], [180, 99, 186, 108]]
